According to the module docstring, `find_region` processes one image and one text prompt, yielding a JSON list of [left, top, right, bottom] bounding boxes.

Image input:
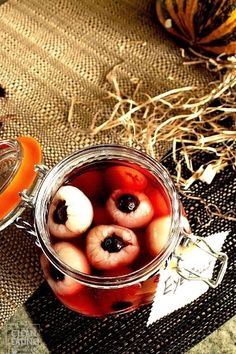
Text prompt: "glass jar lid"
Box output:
[[0, 136, 42, 231]]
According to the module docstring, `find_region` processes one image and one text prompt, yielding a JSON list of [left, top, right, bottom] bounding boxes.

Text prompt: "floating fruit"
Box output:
[[48, 186, 93, 238], [40, 241, 90, 296], [106, 189, 154, 228], [145, 185, 171, 217], [146, 216, 172, 257], [86, 224, 140, 270], [105, 165, 147, 191]]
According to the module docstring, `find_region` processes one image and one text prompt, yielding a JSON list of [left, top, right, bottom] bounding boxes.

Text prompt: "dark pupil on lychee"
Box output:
[[49, 264, 65, 281], [117, 194, 139, 213], [53, 200, 68, 224], [101, 234, 125, 253], [112, 301, 133, 311]]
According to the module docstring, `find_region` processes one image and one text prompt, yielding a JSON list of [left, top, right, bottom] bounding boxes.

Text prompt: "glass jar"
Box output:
[[0, 136, 228, 317]]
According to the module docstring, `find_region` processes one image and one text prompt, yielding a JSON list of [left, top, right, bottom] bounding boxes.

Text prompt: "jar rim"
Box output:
[[34, 144, 182, 289]]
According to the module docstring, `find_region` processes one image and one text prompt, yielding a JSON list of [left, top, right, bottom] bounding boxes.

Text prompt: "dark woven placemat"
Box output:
[[24, 155, 236, 354]]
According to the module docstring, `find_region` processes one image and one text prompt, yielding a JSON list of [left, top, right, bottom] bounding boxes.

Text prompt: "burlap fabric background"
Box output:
[[0, 0, 233, 344]]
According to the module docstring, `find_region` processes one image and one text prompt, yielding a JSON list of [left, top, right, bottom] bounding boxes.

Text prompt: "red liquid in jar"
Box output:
[[41, 161, 172, 316]]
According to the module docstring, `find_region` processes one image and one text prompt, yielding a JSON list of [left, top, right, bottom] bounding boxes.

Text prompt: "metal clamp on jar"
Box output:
[[0, 137, 228, 317]]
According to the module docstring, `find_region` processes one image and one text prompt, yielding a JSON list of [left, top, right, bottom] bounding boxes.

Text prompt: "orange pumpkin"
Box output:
[[156, 0, 236, 55]]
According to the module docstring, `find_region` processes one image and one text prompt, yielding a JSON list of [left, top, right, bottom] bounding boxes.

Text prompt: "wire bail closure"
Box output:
[[13, 163, 50, 245], [174, 232, 228, 288]]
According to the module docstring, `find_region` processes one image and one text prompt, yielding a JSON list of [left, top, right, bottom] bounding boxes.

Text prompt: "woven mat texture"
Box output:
[[0, 2, 234, 350]]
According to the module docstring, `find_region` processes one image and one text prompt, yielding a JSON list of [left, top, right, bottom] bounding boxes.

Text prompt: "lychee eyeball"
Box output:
[[40, 241, 90, 296], [48, 185, 93, 239], [145, 216, 172, 257], [86, 224, 140, 270], [106, 189, 154, 228]]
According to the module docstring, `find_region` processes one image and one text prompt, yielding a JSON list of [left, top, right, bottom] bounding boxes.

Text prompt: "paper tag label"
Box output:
[[147, 231, 229, 326]]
